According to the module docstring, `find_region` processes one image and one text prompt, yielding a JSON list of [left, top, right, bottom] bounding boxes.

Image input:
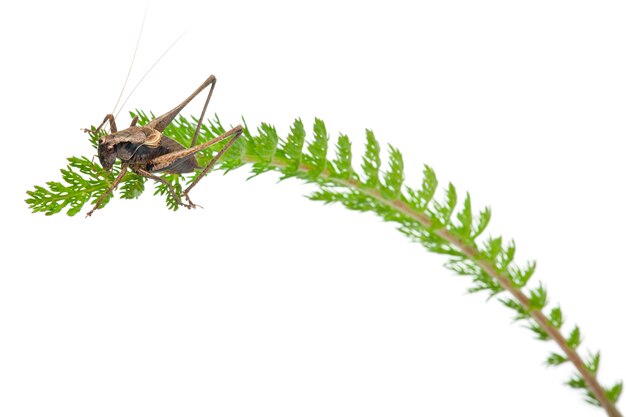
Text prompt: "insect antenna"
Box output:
[[114, 30, 187, 122], [109, 8, 148, 120]]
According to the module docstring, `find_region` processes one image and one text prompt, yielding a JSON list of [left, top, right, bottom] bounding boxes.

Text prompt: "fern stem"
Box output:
[[248, 154, 622, 417], [443, 230, 623, 417], [28, 114, 622, 415]]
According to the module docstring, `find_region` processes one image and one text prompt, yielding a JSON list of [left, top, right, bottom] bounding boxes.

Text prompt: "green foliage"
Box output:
[[381, 145, 404, 199], [249, 123, 280, 177], [585, 351, 601, 376], [500, 298, 530, 321], [304, 118, 329, 178], [25, 112, 622, 412], [607, 382, 624, 404], [546, 352, 568, 366], [452, 193, 473, 241], [120, 171, 146, 199], [280, 118, 306, 178], [566, 365, 623, 408], [527, 320, 551, 341], [154, 173, 183, 211], [510, 260, 537, 288], [333, 134, 354, 180], [361, 129, 381, 188], [405, 165, 437, 212], [482, 237, 503, 263], [567, 326, 582, 350], [430, 183, 457, 227], [568, 373, 587, 389], [25, 127, 149, 216], [528, 283, 548, 311], [471, 206, 491, 240], [548, 306, 564, 329]]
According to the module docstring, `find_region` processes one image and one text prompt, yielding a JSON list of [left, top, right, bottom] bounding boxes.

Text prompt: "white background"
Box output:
[[1, 1, 625, 416]]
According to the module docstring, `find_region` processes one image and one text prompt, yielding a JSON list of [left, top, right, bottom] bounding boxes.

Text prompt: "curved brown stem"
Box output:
[[245, 154, 622, 417]]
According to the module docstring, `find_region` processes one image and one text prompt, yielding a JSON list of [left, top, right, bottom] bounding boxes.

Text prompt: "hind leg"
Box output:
[[133, 168, 197, 209]]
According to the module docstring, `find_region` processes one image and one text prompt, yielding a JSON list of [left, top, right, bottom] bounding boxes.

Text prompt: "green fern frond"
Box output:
[[24, 112, 623, 416], [361, 129, 381, 188], [281, 118, 306, 178], [405, 165, 438, 212], [304, 118, 329, 178], [548, 306, 564, 329], [381, 145, 404, 199], [332, 134, 355, 180]]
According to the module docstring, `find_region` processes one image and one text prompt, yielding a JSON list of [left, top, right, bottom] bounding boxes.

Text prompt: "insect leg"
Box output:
[[85, 114, 137, 135], [182, 127, 243, 198], [145, 125, 243, 208], [82, 114, 119, 135], [148, 125, 243, 173], [96, 114, 118, 133], [86, 163, 129, 217], [133, 168, 195, 209], [146, 75, 216, 136]]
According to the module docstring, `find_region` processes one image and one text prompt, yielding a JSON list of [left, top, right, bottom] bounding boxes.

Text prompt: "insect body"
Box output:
[[98, 126, 199, 173], [87, 75, 243, 217]]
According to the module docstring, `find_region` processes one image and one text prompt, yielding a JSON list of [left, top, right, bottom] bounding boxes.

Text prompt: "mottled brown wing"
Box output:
[[103, 126, 148, 146]]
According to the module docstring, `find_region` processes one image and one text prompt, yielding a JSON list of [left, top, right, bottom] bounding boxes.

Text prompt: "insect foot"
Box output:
[[182, 192, 203, 210]]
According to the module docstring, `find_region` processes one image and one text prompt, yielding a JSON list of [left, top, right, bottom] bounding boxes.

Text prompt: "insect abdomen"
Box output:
[[141, 136, 200, 174]]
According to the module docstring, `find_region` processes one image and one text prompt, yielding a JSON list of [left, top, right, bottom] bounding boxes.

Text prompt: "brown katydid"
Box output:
[[86, 75, 243, 217]]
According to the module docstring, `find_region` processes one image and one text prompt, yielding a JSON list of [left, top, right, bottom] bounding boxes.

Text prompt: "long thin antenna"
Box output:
[[111, 7, 147, 119], [114, 30, 187, 120]]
